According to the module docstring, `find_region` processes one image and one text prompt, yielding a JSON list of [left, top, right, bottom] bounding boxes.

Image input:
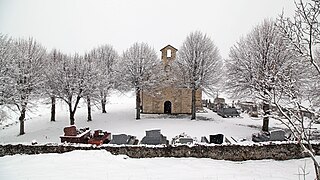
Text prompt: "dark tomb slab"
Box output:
[[209, 134, 224, 144]]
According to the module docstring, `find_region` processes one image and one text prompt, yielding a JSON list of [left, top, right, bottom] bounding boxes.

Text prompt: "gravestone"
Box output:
[[252, 132, 269, 142], [252, 129, 286, 142], [201, 136, 209, 143], [140, 129, 168, 145], [172, 132, 194, 144], [269, 129, 285, 141], [217, 107, 240, 118], [209, 134, 224, 144], [178, 138, 194, 144], [146, 129, 161, 137], [110, 134, 137, 145], [64, 126, 77, 136]]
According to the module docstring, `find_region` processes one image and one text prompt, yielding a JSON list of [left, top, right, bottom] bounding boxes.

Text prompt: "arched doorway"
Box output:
[[164, 101, 172, 114]]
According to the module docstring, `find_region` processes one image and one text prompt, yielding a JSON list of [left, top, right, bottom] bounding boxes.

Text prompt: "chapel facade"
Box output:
[[141, 45, 202, 114]]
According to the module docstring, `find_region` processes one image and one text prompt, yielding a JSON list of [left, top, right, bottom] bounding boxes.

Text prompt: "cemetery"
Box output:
[[0, 90, 320, 179], [59, 124, 287, 146]]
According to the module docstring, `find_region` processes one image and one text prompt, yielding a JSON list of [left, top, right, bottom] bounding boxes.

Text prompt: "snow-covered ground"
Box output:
[[0, 150, 318, 180], [0, 91, 318, 179], [0, 91, 287, 144]]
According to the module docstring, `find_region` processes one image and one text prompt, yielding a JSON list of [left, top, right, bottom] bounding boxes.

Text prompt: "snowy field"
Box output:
[[0, 150, 318, 180], [0, 91, 288, 144], [0, 91, 318, 179]]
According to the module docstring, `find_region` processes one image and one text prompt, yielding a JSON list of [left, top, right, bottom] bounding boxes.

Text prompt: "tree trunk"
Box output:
[[87, 96, 92, 122], [275, 102, 320, 180], [300, 142, 320, 180], [314, 161, 320, 180], [70, 111, 75, 125], [68, 94, 82, 125], [136, 88, 141, 120], [68, 101, 75, 125], [101, 96, 107, 113], [50, 96, 56, 122], [191, 88, 196, 120], [262, 100, 269, 132], [19, 103, 26, 135]]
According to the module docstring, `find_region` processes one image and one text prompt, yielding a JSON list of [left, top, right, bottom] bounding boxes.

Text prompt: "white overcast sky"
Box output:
[[0, 0, 296, 58]]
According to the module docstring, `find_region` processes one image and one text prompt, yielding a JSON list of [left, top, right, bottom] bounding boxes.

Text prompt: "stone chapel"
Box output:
[[141, 45, 202, 114]]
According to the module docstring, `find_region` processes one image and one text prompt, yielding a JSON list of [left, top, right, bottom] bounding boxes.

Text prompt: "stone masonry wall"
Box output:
[[142, 87, 202, 114], [1, 143, 320, 161], [160, 45, 177, 67], [141, 44, 203, 114]]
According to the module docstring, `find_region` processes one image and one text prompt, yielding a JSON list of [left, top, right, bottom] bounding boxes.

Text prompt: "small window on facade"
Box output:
[[167, 49, 172, 58]]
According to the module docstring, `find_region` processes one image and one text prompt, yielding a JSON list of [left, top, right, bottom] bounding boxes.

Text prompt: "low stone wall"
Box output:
[[1, 143, 320, 161]]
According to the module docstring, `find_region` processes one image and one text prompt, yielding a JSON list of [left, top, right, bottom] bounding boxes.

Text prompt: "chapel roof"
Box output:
[[160, 44, 178, 51]]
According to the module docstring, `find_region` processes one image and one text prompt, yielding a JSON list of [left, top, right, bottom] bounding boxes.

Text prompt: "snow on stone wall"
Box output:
[[1, 143, 319, 161]]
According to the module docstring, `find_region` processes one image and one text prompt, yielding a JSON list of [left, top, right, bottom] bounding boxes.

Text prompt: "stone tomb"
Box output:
[[140, 129, 168, 145], [252, 129, 286, 142], [109, 134, 137, 145], [172, 132, 194, 145], [269, 129, 286, 141], [209, 134, 224, 144], [60, 126, 91, 144]]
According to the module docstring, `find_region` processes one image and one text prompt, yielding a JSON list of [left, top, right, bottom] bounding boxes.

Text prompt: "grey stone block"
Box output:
[[110, 134, 137, 145], [140, 129, 167, 145], [146, 129, 161, 137], [269, 129, 285, 141], [252, 129, 286, 142], [178, 138, 194, 144], [172, 133, 195, 144]]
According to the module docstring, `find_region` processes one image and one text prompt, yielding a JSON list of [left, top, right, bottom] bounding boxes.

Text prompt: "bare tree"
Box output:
[[227, 19, 299, 132], [90, 45, 118, 114], [174, 31, 222, 120], [119, 42, 159, 119], [11, 38, 47, 135], [0, 33, 15, 107], [278, 0, 320, 74], [84, 53, 93, 122], [82, 53, 100, 122], [45, 49, 65, 122], [277, 0, 320, 106], [51, 53, 89, 125], [45, 50, 101, 124], [277, 1, 320, 179]]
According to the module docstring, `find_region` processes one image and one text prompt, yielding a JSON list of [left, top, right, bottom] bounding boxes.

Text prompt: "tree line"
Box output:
[[0, 37, 120, 135], [0, 32, 223, 136]]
